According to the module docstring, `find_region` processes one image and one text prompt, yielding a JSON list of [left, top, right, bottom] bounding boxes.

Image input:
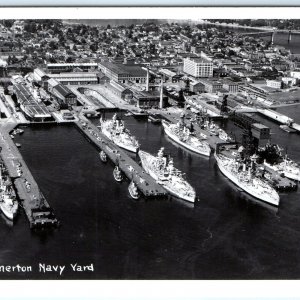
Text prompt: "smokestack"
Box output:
[[146, 68, 149, 92], [159, 78, 163, 109]]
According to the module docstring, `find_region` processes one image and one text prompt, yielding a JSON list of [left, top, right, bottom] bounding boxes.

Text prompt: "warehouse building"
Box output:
[[107, 80, 133, 101], [98, 61, 147, 84]]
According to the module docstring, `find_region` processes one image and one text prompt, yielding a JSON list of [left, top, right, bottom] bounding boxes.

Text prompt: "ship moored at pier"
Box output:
[[162, 120, 211, 156], [139, 147, 196, 202]]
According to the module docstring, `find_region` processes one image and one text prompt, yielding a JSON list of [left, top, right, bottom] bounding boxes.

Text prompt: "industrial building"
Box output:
[[183, 57, 213, 78], [51, 84, 77, 107], [107, 80, 133, 101], [98, 61, 147, 84], [132, 90, 168, 109], [47, 72, 99, 85], [46, 63, 98, 73], [13, 83, 52, 121]]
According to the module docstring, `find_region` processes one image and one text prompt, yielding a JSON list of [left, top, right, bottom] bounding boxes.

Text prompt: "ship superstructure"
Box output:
[[0, 167, 18, 220], [162, 120, 211, 156], [215, 150, 280, 206], [139, 148, 196, 202], [99, 114, 139, 153]]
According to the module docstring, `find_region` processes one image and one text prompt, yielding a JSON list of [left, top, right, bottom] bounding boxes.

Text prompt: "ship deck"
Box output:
[[160, 113, 228, 150], [0, 123, 58, 228], [75, 116, 168, 199]]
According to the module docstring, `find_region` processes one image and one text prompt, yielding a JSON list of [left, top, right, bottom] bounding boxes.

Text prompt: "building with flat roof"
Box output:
[[47, 72, 98, 85], [98, 61, 147, 84], [183, 57, 213, 78], [132, 90, 168, 109], [46, 63, 98, 73]]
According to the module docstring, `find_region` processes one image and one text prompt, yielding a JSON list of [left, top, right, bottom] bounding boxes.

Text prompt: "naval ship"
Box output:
[[138, 147, 196, 202], [99, 114, 139, 153], [162, 120, 211, 156], [0, 168, 18, 220], [264, 157, 300, 182], [214, 151, 280, 206]]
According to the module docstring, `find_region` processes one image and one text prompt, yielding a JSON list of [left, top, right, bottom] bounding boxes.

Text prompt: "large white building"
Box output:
[[183, 57, 213, 78]]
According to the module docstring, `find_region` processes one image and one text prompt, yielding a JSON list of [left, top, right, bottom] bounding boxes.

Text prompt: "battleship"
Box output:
[[0, 168, 18, 220], [214, 151, 280, 206], [99, 114, 139, 153], [138, 148, 196, 202], [162, 120, 211, 156]]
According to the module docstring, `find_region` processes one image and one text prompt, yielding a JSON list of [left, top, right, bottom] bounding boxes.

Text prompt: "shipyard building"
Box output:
[[183, 57, 213, 78], [98, 61, 147, 84]]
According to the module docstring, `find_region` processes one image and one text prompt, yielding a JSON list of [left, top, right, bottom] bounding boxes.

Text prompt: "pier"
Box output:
[[257, 108, 300, 132], [0, 123, 58, 229], [75, 116, 168, 199]]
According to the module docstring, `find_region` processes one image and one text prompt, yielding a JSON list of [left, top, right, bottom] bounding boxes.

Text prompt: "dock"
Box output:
[[0, 123, 58, 229], [257, 108, 300, 133], [75, 116, 168, 199]]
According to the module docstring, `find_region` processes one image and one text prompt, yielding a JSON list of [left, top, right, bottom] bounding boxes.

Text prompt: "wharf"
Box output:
[[0, 123, 58, 229], [257, 108, 300, 132], [160, 113, 228, 150], [75, 116, 168, 199]]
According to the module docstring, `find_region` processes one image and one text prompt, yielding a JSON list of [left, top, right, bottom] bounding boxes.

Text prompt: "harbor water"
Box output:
[[0, 109, 299, 279]]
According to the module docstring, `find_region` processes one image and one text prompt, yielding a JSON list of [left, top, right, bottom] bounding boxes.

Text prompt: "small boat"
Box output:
[[128, 181, 140, 199], [113, 166, 123, 182], [279, 125, 296, 133], [148, 115, 161, 124], [99, 151, 107, 163], [15, 143, 21, 148]]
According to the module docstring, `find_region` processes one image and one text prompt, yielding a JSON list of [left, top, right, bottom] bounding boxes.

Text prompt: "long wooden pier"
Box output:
[[75, 116, 167, 199], [0, 123, 59, 229]]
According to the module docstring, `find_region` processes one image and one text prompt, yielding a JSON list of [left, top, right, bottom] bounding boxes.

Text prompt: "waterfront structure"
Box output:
[[13, 83, 52, 121], [183, 57, 213, 78]]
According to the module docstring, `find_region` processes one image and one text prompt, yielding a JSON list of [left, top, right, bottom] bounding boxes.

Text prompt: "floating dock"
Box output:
[[0, 123, 59, 229], [75, 116, 168, 199]]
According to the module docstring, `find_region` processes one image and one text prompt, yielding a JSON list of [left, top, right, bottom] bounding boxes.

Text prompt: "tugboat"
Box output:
[[99, 114, 139, 153], [113, 166, 123, 182], [139, 147, 196, 202], [99, 151, 107, 163], [128, 181, 140, 199]]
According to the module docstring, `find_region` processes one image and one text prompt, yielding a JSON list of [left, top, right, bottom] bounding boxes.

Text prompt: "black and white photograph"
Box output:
[[0, 7, 299, 289]]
